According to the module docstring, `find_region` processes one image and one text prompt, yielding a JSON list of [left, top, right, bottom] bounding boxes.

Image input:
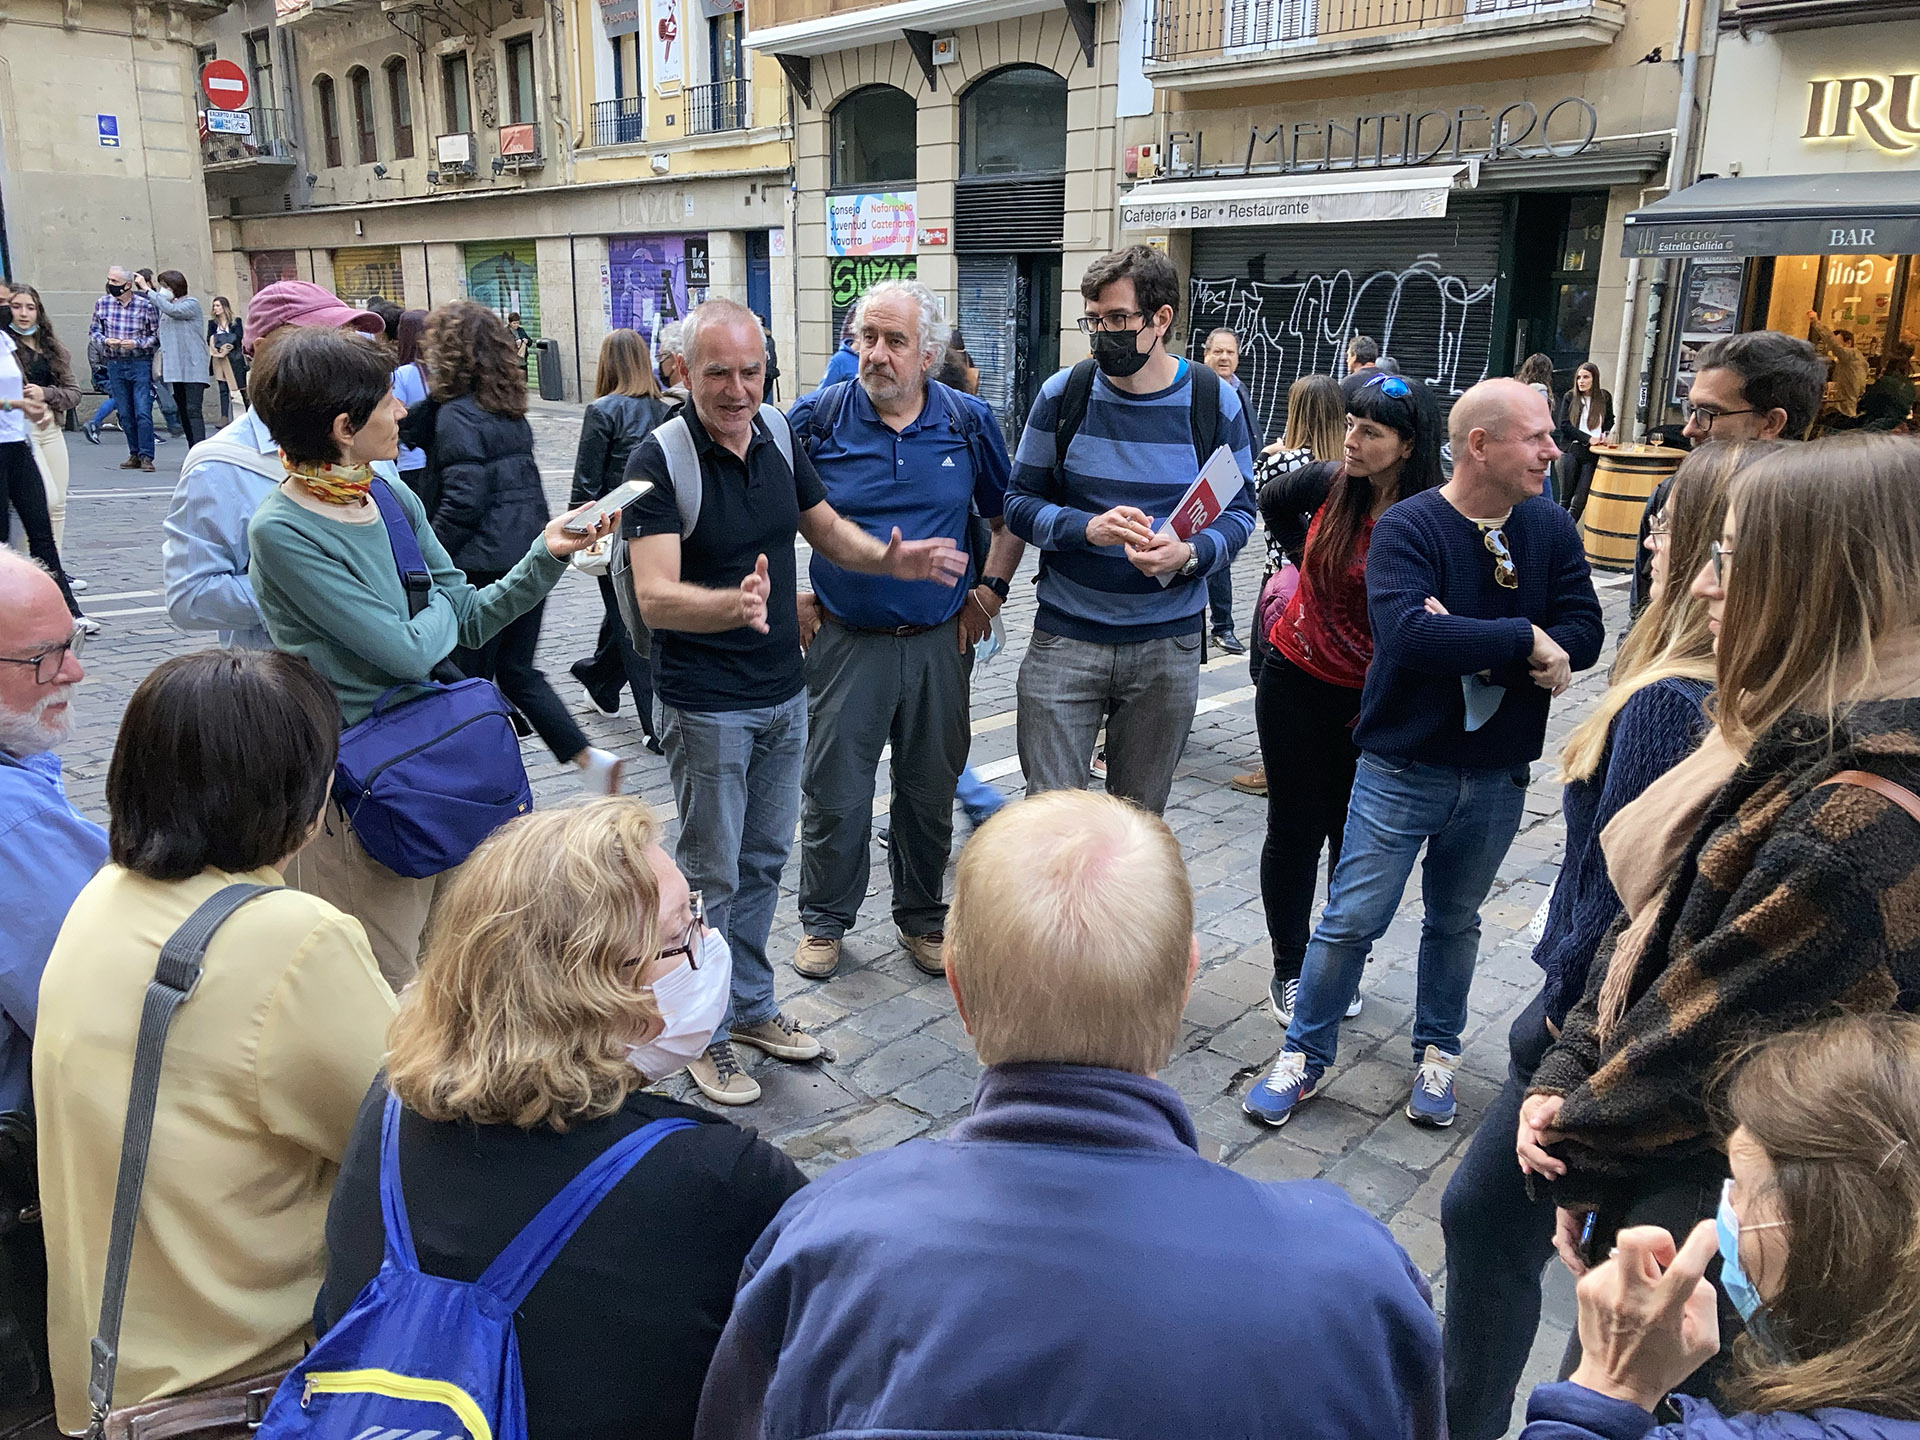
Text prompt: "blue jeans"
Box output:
[[956, 764, 1003, 824], [103, 356, 155, 459], [1285, 751, 1529, 1069], [660, 691, 807, 1039]]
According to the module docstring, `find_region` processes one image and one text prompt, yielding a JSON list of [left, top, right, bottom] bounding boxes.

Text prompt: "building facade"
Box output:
[[0, 0, 224, 349], [1120, 0, 1690, 442], [748, 0, 1125, 439], [194, 0, 794, 399]]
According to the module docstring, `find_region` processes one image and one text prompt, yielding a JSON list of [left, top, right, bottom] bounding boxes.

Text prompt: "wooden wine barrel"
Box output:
[[1583, 445, 1688, 574]]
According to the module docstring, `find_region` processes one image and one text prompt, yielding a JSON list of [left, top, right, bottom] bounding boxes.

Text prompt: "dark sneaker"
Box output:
[[1407, 1045, 1459, 1127], [730, 1012, 823, 1062], [1268, 975, 1299, 1029], [1243, 1050, 1323, 1127], [1214, 627, 1247, 655], [688, 1041, 759, 1105]]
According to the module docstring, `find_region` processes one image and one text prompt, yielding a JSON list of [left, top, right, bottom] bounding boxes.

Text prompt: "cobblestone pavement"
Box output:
[[52, 399, 1627, 1433]]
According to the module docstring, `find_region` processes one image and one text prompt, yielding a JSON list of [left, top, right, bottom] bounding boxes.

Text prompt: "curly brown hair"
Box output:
[[425, 299, 527, 418]]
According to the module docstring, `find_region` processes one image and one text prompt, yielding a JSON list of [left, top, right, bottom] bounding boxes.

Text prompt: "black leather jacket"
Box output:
[[428, 394, 550, 574], [571, 393, 673, 504]]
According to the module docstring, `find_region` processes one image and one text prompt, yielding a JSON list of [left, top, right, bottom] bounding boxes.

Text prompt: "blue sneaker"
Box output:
[[1407, 1045, 1459, 1127], [1243, 1049, 1324, 1127]]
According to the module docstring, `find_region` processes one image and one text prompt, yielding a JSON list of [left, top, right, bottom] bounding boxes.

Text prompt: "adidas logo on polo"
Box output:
[[941, 456, 955, 466]]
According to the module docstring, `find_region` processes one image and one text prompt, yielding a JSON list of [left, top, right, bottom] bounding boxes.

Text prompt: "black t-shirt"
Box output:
[[320, 1081, 806, 1440], [621, 405, 827, 712]]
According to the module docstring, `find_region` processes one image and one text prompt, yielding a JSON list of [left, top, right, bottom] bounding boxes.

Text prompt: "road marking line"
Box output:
[[81, 589, 160, 603], [86, 604, 167, 618], [71, 488, 174, 500]]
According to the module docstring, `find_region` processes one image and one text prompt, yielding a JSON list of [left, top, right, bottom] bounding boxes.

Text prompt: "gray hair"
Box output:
[[656, 320, 685, 361], [681, 297, 764, 370], [853, 280, 951, 366]]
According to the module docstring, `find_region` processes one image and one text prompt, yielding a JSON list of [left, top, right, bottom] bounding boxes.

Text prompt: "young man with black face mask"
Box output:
[[1003, 246, 1256, 816]]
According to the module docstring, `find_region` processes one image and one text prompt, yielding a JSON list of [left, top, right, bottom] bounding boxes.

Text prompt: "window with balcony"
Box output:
[[315, 74, 342, 168], [349, 66, 377, 164], [386, 58, 415, 159], [832, 85, 916, 188], [505, 35, 536, 125], [246, 28, 274, 110], [442, 52, 472, 137], [961, 65, 1067, 176]]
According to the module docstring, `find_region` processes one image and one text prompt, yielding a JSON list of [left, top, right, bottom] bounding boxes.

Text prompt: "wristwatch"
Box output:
[[1177, 545, 1203, 580], [979, 575, 1010, 601]]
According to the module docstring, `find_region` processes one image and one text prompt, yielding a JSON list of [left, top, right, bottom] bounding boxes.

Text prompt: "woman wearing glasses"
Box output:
[[319, 798, 806, 1440], [1251, 369, 1443, 1032], [1439, 440, 1772, 1440], [1516, 433, 1920, 1408]]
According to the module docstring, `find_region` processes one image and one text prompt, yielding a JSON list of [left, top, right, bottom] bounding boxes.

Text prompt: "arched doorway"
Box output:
[[957, 64, 1066, 442], [827, 84, 919, 340]]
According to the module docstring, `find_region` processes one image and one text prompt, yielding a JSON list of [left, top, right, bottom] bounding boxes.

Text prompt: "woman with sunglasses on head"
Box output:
[[319, 799, 806, 1440], [1251, 369, 1444, 1032], [1440, 440, 1777, 1440], [1518, 432, 1920, 1409]]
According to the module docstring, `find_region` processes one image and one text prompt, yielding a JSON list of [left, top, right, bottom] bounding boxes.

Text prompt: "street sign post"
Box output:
[[201, 60, 250, 111], [205, 108, 254, 136]]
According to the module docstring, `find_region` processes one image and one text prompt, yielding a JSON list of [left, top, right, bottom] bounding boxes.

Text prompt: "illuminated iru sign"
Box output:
[[1805, 75, 1920, 153]]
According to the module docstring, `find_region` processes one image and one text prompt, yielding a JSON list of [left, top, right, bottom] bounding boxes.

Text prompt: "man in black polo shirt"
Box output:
[[623, 298, 967, 1106]]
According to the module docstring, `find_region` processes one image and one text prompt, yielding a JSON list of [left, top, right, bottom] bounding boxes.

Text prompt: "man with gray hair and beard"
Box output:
[[786, 281, 1022, 982], [0, 553, 106, 1119]]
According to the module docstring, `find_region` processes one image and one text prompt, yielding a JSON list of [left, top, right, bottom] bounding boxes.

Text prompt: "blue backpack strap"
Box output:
[[476, 1117, 698, 1309], [369, 477, 433, 620], [798, 380, 852, 458], [377, 1092, 422, 1274]]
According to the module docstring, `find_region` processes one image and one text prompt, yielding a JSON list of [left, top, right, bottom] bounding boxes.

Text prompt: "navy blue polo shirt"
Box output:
[[787, 380, 1011, 630]]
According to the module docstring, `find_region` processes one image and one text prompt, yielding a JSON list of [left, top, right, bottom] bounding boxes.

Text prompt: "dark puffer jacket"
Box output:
[[427, 394, 549, 573]]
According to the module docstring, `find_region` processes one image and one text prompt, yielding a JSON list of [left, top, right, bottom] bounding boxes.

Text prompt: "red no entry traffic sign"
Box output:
[[201, 60, 250, 110]]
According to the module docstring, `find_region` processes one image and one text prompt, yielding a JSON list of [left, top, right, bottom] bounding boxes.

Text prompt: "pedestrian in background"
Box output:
[[424, 299, 625, 798], [695, 791, 1445, 1440], [1808, 310, 1867, 420], [6, 286, 79, 564], [138, 269, 210, 446], [88, 265, 159, 471], [1201, 326, 1251, 655], [321, 799, 805, 1440], [1557, 361, 1615, 518], [1251, 372, 1444, 1042], [1346, 334, 1380, 375], [1246, 377, 1603, 1131], [207, 296, 246, 423], [390, 308, 431, 503], [569, 327, 669, 751], [0, 333, 81, 622], [1441, 439, 1762, 1440], [1516, 352, 1556, 400]]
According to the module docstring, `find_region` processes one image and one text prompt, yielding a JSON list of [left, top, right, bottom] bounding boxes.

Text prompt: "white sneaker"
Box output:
[[76, 616, 101, 636], [1346, 992, 1364, 1019], [579, 747, 624, 795], [68, 577, 87, 594]]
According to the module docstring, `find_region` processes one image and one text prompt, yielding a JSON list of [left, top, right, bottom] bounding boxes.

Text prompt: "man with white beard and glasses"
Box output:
[[0, 552, 106, 1117]]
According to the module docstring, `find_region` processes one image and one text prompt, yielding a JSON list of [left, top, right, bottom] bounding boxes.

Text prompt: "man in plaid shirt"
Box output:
[[89, 265, 160, 471]]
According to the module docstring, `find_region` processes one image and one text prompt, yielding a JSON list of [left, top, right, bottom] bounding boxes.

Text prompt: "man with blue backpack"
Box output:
[[786, 280, 1022, 984]]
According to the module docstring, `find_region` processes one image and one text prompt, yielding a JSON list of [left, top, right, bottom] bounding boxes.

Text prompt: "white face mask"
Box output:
[[625, 929, 733, 1082]]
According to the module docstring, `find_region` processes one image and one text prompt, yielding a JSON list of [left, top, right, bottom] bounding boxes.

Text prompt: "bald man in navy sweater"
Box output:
[[1246, 377, 1604, 1132]]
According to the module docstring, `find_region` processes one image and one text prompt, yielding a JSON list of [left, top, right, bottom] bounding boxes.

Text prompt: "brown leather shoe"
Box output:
[[900, 929, 945, 976], [139, 458, 155, 472], [118, 457, 143, 470], [1230, 767, 1267, 797], [793, 935, 841, 979]]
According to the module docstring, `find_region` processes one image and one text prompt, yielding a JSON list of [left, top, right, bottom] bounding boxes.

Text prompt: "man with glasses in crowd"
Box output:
[[1680, 330, 1825, 444], [1003, 245, 1255, 816], [1245, 377, 1602, 1131], [0, 553, 106, 1126]]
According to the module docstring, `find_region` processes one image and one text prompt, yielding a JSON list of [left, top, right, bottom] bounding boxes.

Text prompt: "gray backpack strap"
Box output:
[[758, 403, 795, 474], [86, 883, 283, 1436], [652, 415, 703, 539], [180, 434, 283, 484]]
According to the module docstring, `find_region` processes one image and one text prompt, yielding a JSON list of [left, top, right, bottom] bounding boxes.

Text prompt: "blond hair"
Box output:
[[948, 792, 1193, 1074], [1558, 442, 1774, 781], [593, 328, 663, 401], [386, 799, 666, 1131], [1717, 434, 1920, 751]]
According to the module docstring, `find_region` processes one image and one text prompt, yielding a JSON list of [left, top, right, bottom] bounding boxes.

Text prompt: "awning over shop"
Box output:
[[1622, 173, 1920, 259], [1120, 166, 1467, 232]]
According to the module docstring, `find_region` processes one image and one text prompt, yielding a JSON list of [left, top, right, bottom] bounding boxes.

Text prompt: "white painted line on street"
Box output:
[[87, 605, 167, 618], [82, 589, 160, 603], [71, 488, 175, 500]]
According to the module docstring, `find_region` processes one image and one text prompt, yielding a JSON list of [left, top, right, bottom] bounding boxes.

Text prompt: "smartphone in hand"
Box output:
[[564, 478, 654, 534]]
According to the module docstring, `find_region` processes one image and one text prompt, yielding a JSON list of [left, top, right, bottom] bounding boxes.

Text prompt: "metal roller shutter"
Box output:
[[1187, 194, 1507, 445], [958, 255, 1020, 445]]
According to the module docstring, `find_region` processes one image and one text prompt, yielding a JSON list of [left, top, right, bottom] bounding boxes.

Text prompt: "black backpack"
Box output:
[[1047, 357, 1223, 502]]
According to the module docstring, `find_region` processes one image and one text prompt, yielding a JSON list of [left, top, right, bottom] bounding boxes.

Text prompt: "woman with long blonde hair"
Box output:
[[1518, 432, 1920, 1411], [319, 799, 804, 1440], [1438, 439, 1771, 1440]]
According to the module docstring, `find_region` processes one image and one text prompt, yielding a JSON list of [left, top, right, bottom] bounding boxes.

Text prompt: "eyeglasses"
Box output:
[[1481, 524, 1519, 590], [1711, 539, 1735, 586], [1645, 513, 1670, 542], [1075, 310, 1149, 336], [1363, 372, 1413, 400], [631, 890, 705, 972], [0, 622, 86, 685], [1683, 401, 1762, 434]]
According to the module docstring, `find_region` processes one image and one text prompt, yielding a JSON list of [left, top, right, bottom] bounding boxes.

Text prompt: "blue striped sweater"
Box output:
[[1003, 361, 1256, 644]]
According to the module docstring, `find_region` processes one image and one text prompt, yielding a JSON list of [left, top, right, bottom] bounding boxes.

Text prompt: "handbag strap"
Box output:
[[1820, 769, 1920, 826], [86, 884, 283, 1435], [368, 478, 432, 620]]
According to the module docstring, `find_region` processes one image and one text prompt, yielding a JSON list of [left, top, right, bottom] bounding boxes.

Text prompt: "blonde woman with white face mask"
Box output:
[[317, 798, 806, 1440]]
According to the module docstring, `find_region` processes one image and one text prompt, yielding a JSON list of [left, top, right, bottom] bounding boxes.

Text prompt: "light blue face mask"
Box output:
[[9, 323, 36, 336], [1716, 1179, 1765, 1323]]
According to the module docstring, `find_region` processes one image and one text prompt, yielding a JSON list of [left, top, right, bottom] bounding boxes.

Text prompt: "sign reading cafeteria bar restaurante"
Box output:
[[1121, 180, 1452, 231]]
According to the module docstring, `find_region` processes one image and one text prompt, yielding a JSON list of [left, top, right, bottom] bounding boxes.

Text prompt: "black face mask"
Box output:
[[106, 283, 129, 297], [1091, 327, 1155, 379]]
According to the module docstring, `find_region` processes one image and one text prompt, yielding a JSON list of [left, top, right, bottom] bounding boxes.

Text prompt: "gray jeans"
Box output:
[[801, 614, 972, 938], [1015, 627, 1203, 815]]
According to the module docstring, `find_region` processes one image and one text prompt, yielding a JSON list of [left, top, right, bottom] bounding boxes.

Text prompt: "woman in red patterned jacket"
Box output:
[[1251, 370, 1444, 1031]]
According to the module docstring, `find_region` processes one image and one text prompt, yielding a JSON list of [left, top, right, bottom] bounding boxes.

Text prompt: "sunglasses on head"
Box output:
[[1362, 373, 1413, 400]]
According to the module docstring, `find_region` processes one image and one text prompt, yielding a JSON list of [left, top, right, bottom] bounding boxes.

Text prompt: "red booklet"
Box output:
[[1153, 445, 1241, 586]]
